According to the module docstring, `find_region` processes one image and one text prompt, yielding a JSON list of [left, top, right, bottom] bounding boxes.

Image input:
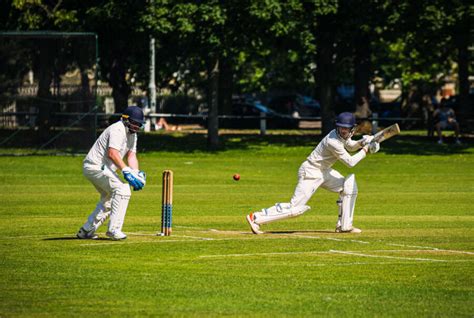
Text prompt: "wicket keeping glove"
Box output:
[[133, 170, 147, 191], [360, 134, 374, 146], [368, 141, 380, 154], [122, 167, 144, 190]]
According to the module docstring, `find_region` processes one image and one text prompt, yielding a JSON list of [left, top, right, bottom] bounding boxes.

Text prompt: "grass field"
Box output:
[[1, 131, 473, 317]]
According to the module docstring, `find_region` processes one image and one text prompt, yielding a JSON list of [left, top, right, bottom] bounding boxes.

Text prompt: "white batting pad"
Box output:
[[340, 174, 358, 231], [93, 210, 111, 231], [83, 202, 112, 232], [253, 203, 310, 225], [108, 184, 131, 233], [336, 198, 343, 228]]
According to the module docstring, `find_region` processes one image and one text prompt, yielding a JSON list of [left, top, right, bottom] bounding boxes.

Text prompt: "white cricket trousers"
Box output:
[[290, 160, 345, 207], [253, 160, 347, 225], [82, 163, 131, 233]]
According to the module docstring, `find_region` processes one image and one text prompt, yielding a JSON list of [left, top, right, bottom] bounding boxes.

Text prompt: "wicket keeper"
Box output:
[[246, 112, 380, 234], [77, 106, 146, 240]]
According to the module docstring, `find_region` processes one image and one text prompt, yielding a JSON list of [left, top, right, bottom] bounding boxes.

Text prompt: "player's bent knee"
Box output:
[[290, 204, 311, 216], [342, 174, 358, 196], [115, 183, 132, 197]]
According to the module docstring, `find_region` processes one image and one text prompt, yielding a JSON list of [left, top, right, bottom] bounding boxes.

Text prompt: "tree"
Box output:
[[6, 0, 80, 141], [81, 0, 149, 113]]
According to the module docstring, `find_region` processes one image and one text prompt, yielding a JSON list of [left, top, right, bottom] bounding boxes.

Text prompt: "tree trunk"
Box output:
[[218, 57, 233, 115], [315, 16, 336, 135], [354, 33, 371, 105], [109, 58, 131, 114], [207, 58, 219, 149]]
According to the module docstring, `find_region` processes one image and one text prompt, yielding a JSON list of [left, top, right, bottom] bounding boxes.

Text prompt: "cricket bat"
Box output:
[[373, 123, 400, 143]]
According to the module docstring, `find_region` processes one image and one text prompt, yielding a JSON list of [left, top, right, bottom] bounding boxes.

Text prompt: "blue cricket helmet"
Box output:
[[335, 112, 356, 128], [122, 106, 145, 124]]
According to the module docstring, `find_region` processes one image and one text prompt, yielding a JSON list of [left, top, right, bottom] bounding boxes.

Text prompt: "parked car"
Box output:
[[268, 94, 320, 117], [200, 96, 299, 129], [225, 96, 298, 129]]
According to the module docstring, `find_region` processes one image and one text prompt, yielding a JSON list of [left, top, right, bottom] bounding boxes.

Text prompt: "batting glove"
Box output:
[[368, 141, 380, 154], [122, 167, 144, 190], [360, 135, 374, 146]]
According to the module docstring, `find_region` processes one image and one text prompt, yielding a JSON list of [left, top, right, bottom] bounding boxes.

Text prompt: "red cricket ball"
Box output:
[[233, 174, 240, 181]]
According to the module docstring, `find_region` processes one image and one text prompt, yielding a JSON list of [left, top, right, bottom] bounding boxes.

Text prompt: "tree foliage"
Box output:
[[1, 0, 471, 142]]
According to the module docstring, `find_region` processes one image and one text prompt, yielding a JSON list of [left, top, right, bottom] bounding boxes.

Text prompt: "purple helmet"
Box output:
[[122, 106, 144, 133], [335, 112, 356, 128], [122, 106, 145, 124]]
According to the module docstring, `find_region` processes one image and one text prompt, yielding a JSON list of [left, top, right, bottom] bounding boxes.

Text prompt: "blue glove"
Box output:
[[122, 167, 144, 190], [133, 170, 146, 191]]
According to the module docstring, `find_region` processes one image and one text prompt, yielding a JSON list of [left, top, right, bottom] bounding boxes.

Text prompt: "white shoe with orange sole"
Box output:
[[246, 213, 263, 235]]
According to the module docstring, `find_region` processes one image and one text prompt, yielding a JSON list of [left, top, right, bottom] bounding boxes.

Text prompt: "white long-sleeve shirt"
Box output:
[[306, 129, 366, 169]]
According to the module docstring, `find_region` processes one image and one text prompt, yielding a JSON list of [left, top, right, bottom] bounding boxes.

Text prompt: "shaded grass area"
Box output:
[[0, 134, 473, 317], [1, 127, 473, 155]]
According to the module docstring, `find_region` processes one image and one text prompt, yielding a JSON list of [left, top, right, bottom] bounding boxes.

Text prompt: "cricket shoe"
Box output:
[[246, 213, 263, 235], [335, 226, 362, 234], [106, 231, 127, 240], [76, 227, 99, 240]]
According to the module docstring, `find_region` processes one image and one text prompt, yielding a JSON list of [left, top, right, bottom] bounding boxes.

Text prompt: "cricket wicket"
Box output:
[[161, 170, 173, 236]]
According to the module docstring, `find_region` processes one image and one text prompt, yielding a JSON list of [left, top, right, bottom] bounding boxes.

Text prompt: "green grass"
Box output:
[[0, 132, 473, 317]]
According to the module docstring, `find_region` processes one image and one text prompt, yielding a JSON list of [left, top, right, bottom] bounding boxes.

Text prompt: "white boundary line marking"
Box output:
[[176, 235, 215, 241], [174, 225, 210, 230], [329, 250, 450, 262], [197, 249, 474, 261], [306, 261, 448, 267], [289, 234, 370, 244], [386, 243, 474, 255], [204, 229, 472, 255], [199, 251, 332, 258]]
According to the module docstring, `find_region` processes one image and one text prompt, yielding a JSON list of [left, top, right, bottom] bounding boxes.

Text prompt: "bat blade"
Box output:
[[373, 123, 400, 143]]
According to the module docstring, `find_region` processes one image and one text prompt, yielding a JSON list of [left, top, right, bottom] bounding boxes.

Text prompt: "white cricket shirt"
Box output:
[[306, 129, 366, 169], [83, 120, 137, 171]]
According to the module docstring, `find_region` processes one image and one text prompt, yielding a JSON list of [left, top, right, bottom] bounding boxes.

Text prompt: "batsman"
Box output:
[[247, 112, 380, 234], [77, 106, 147, 240]]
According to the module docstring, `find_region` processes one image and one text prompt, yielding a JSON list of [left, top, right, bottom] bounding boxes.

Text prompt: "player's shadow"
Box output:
[[43, 237, 78, 241], [43, 237, 111, 241]]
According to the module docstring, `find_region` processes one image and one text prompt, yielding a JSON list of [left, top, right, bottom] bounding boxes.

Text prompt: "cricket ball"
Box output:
[[233, 174, 240, 181]]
